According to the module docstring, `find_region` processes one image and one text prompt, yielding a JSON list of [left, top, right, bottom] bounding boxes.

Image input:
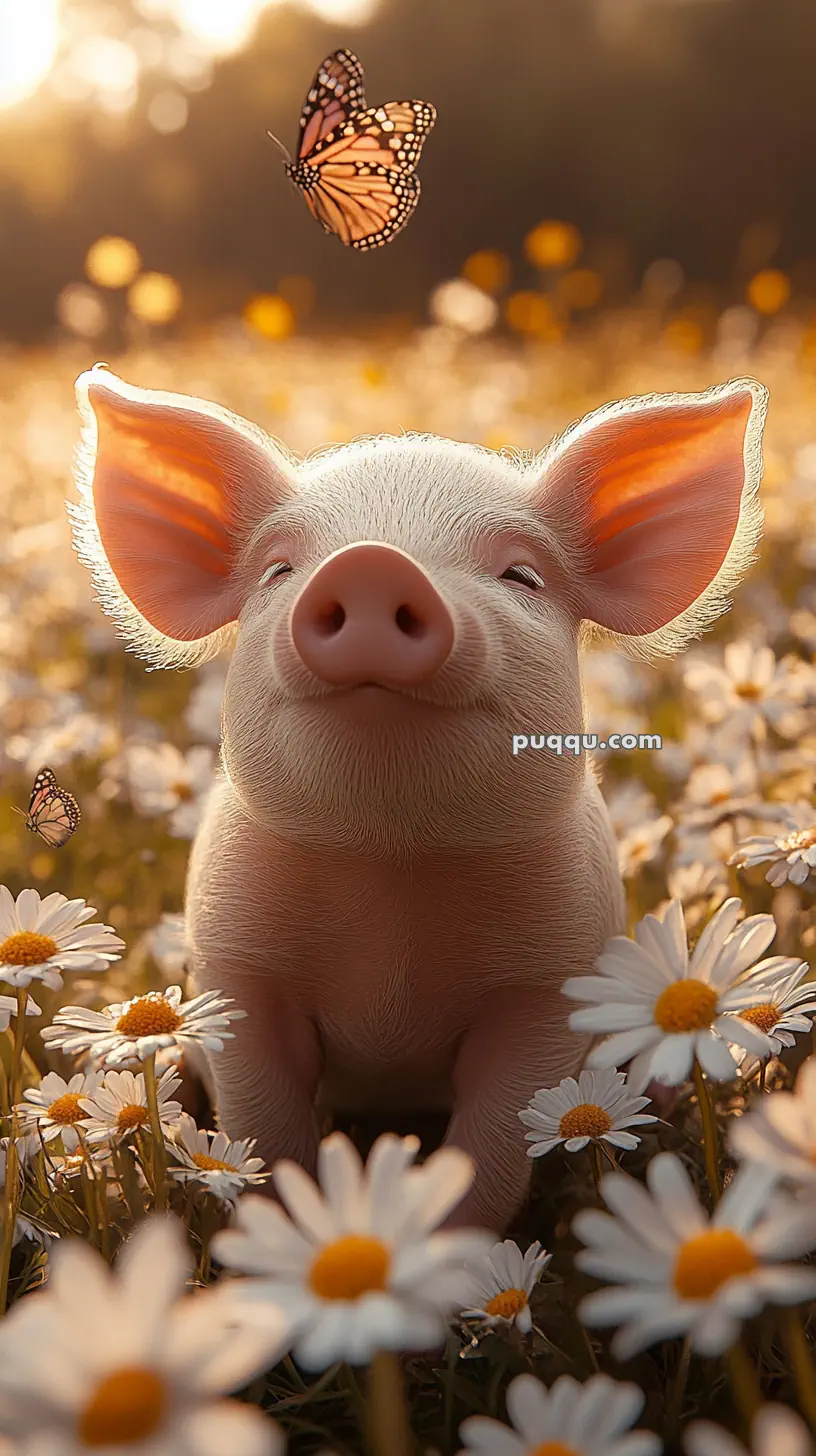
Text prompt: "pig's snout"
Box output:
[[289, 542, 455, 688]]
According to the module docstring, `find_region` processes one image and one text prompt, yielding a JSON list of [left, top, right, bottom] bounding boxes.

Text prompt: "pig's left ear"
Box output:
[[531, 377, 768, 653], [71, 366, 298, 669]]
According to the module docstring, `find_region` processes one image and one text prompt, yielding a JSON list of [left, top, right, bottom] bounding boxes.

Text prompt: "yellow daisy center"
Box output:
[[78, 1366, 166, 1446], [115, 996, 182, 1038], [191, 1151, 238, 1172], [738, 1004, 780, 1035], [673, 1229, 757, 1300], [171, 780, 194, 801], [559, 1103, 613, 1140], [654, 979, 719, 1033], [528, 1445, 580, 1456], [116, 1104, 149, 1132], [485, 1287, 529, 1319], [0, 930, 58, 966], [46, 1093, 86, 1126], [308, 1234, 391, 1301], [735, 681, 762, 700], [783, 828, 816, 852]]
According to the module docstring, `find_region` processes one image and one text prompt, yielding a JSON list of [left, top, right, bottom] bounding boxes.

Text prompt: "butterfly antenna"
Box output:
[[267, 130, 293, 165], [10, 806, 25, 820]]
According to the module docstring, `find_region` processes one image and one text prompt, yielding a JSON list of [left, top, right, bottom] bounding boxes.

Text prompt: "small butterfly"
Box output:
[[13, 766, 81, 849], [269, 48, 436, 251]]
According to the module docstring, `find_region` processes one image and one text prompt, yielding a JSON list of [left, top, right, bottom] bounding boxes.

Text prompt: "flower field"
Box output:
[[2, 310, 816, 1455]]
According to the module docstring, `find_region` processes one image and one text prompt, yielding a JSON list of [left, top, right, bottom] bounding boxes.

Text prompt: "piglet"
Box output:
[[70, 368, 767, 1232]]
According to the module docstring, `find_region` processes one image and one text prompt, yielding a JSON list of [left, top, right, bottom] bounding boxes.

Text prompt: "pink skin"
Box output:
[[289, 542, 456, 688], [70, 368, 767, 1234]]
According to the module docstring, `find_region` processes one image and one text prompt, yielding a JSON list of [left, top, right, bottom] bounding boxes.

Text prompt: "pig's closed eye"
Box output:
[[500, 565, 544, 591], [259, 562, 293, 587]]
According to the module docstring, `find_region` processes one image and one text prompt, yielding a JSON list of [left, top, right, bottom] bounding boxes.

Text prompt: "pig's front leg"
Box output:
[[200, 975, 324, 1179], [442, 987, 589, 1233]]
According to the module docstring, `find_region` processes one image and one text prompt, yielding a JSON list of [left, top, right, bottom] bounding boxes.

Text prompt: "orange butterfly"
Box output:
[[270, 49, 436, 250], [13, 766, 81, 849]]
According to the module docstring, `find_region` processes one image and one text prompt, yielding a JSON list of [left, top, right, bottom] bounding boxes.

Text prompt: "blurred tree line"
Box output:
[[1, 0, 816, 340]]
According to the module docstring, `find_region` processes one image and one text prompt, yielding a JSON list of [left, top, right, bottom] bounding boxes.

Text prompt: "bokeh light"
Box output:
[[0, 0, 383, 114], [429, 279, 498, 334], [747, 269, 792, 315], [504, 290, 561, 338], [461, 250, 511, 294], [243, 293, 296, 339], [0, 0, 59, 109], [147, 90, 189, 133], [55, 283, 109, 338], [127, 271, 182, 323], [85, 237, 142, 289], [524, 220, 582, 270]]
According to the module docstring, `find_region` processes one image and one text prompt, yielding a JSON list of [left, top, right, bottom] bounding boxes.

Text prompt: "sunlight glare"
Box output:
[[0, 0, 60, 109]]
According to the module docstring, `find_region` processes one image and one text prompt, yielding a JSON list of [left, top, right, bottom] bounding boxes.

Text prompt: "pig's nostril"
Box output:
[[315, 602, 346, 636], [395, 604, 425, 638]]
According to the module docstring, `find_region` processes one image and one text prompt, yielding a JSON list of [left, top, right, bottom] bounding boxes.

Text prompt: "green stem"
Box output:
[[0, 989, 29, 1314], [725, 1340, 761, 1435], [693, 1060, 721, 1204], [783, 1308, 816, 1430], [77, 1130, 109, 1259], [366, 1350, 412, 1456], [143, 1055, 167, 1212], [667, 1335, 692, 1437], [588, 1142, 604, 1199]]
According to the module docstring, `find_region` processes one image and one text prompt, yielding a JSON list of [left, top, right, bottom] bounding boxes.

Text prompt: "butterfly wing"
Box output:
[[29, 791, 81, 849], [298, 48, 367, 160], [25, 766, 80, 848], [302, 165, 421, 251], [26, 766, 58, 822], [305, 100, 437, 173]]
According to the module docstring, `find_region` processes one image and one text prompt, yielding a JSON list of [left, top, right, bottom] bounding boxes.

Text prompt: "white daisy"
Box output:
[[563, 898, 796, 1092], [672, 762, 761, 830], [0, 1215, 287, 1455], [146, 912, 191, 983], [169, 1113, 268, 1203], [518, 1069, 657, 1159], [211, 1131, 492, 1370], [0, 887, 124, 990], [683, 642, 803, 735], [602, 780, 663, 838], [618, 815, 673, 881], [15, 1069, 103, 1153], [729, 801, 816, 887], [120, 741, 217, 839], [0, 992, 41, 1029], [41, 984, 245, 1068], [7, 711, 119, 774], [574, 1151, 816, 1359], [43, 1145, 111, 1194], [666, 861, 729, 911], [184, 660, 228, 745], [459, 1239, 551, 1333], [79, 1066, 184, 1144], [730, 1055, 816, 1185], [726, 960, 816, 1065], [685, 1405, 811, 1456], [457, 1372, 661, 1456]]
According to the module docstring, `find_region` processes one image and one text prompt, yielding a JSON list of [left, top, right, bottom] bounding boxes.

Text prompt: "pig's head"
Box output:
[[71, 369, 767, 857]]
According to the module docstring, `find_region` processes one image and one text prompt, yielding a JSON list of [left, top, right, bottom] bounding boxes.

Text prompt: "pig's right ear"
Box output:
[[530, 377, 768, 657], [71, 367, 297, 669]]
